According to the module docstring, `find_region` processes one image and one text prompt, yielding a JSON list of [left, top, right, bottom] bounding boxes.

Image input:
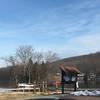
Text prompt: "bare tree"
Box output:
[[34, 52, 43, 64], [16, 45, 34, 83], [16, 45, 34, 64], [39, 62, 48, 81], [1, 55, 19, 84], [45, 51, 59, 63], [32, 62, 38, 82], [1, 55, 16, 66], [1, 46, 60, 85], [27, 57, 33, 84]]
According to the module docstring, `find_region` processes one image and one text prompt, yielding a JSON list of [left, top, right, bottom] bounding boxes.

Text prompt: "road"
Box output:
[[26, 94, 100, 100]]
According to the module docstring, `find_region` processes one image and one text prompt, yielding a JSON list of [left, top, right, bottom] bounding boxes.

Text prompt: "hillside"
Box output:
[[50, 52, 100, 75]]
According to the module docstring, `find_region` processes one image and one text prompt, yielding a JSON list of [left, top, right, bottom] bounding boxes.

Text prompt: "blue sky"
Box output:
[[0, 0, 100, 66]]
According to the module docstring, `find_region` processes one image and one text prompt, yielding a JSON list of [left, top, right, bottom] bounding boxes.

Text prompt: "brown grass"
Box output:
[[0, 92, 100, 100], [0, 92, 37, 100]]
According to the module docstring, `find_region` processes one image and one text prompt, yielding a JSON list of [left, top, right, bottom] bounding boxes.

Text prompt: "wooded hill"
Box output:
[[48, 52, 100, 88], [50, 52, 100, 76]]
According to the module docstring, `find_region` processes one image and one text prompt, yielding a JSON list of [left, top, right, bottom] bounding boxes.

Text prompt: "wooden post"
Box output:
[[45, 81, 47, 93], [42, 81, 44, 93], [56, 81, 58, 93], [62, 82, 64, 94], [74, 82, 76, 91], [33, 81, 36, 93], [61, 70, 65, 94], [74, 75, 78, 91]]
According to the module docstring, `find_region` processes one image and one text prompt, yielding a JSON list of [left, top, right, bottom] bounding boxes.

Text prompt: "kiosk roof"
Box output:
[[60, 66, 81, 74]]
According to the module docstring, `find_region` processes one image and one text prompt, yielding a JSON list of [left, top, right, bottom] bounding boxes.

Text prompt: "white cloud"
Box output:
[[69, 33, 100, 48], [52, 33, 100, 58]]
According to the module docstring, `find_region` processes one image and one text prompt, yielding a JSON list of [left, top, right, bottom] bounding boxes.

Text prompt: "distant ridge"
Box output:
[[51, 52, 100, 75]]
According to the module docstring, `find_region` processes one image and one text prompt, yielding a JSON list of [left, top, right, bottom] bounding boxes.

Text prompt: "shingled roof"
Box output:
[[60, 66, 81, 74]]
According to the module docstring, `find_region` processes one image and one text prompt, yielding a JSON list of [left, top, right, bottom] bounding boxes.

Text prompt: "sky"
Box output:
[[0, 0, 100, 67]]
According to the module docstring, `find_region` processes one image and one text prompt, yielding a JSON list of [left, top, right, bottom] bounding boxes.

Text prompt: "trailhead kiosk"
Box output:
[[60, 66, 81, 94]]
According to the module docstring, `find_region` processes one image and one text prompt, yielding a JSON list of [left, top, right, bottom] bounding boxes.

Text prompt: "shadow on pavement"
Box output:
[[28, 98, 75, 100]]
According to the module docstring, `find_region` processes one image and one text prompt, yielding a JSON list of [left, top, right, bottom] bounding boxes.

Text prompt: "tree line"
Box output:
[[0, 45, 59, 86]]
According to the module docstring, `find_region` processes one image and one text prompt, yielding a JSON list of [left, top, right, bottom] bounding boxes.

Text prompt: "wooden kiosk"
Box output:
[[60, 66, 81, 94]]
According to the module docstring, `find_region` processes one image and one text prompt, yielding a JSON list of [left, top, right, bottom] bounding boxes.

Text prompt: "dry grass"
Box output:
[[0, 92, 38, 100], [0, 92, 100, 100]]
